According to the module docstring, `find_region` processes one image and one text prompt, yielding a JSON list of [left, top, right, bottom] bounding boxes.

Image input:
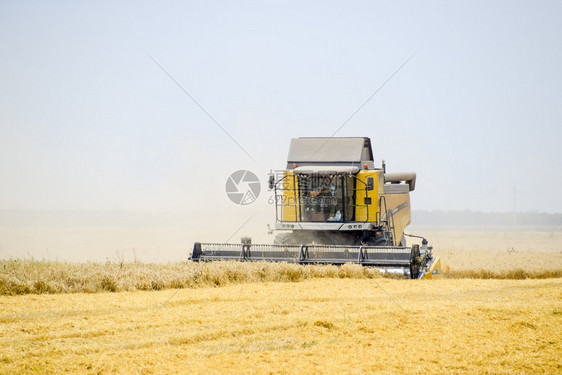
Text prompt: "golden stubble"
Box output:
[[1, 278, 560, 374]]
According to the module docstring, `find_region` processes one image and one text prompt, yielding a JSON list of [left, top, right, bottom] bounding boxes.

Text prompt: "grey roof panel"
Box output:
[[293, 165, 360, 175], [287, 137, 371, 163]]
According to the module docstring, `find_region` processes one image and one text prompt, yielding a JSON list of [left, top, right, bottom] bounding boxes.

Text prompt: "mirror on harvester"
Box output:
[[366, 176, 374, 191]]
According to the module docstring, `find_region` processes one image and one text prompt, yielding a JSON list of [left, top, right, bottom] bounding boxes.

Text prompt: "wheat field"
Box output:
[[1, 278, 560, 374], [1, 229, 561, 373], [1, 259, 562, 296]]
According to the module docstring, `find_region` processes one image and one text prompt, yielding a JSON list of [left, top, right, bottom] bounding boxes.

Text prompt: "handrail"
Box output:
[[387, 211, 397, 246], [273, 174, 298, 222], [351, 175, 371, 222], [378, 195, 388, 224]]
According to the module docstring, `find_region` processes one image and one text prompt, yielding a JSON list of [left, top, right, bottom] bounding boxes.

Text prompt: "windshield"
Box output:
[[296, 174, 353, 222]]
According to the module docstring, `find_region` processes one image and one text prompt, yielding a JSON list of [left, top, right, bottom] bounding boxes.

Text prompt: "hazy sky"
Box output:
[[1, 0, 561, 215]]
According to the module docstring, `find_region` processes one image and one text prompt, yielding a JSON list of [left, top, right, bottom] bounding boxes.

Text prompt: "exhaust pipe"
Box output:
[[384, 172, 416, 191]]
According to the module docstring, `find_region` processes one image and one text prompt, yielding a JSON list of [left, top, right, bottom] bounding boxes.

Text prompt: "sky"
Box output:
[[1, 0, 561, 219]]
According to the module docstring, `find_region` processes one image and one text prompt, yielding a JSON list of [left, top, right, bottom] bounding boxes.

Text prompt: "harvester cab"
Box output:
[[191, 137, 442, 279]]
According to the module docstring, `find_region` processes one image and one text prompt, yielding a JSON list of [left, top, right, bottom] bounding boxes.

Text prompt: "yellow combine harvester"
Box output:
[[192, 137, 441, 279]]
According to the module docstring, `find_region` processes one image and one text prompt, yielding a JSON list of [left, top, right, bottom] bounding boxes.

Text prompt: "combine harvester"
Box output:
[[191, 137, 441, 279]]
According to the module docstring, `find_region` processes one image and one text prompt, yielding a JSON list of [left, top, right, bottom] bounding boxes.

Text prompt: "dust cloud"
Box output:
[[0, 208, 274, 263], [1, 209, 561, 264]]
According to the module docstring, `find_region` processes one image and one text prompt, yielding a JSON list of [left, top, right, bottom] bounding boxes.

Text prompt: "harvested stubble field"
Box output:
[[1, 229, 561, 374], [1, 278, 560, 374]]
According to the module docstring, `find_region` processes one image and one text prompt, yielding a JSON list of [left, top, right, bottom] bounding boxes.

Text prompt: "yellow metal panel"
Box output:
[[381, 193, 411, 245], [282, 170, 300, 222], [355, 170, 379, 222], [422, 257, 442, 280]]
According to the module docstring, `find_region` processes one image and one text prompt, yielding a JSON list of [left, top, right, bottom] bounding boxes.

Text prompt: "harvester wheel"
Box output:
[[409, 244, 421, 279]]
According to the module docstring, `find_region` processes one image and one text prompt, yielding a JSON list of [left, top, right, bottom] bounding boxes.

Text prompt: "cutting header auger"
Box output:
[[191, 137, 441, 279]]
